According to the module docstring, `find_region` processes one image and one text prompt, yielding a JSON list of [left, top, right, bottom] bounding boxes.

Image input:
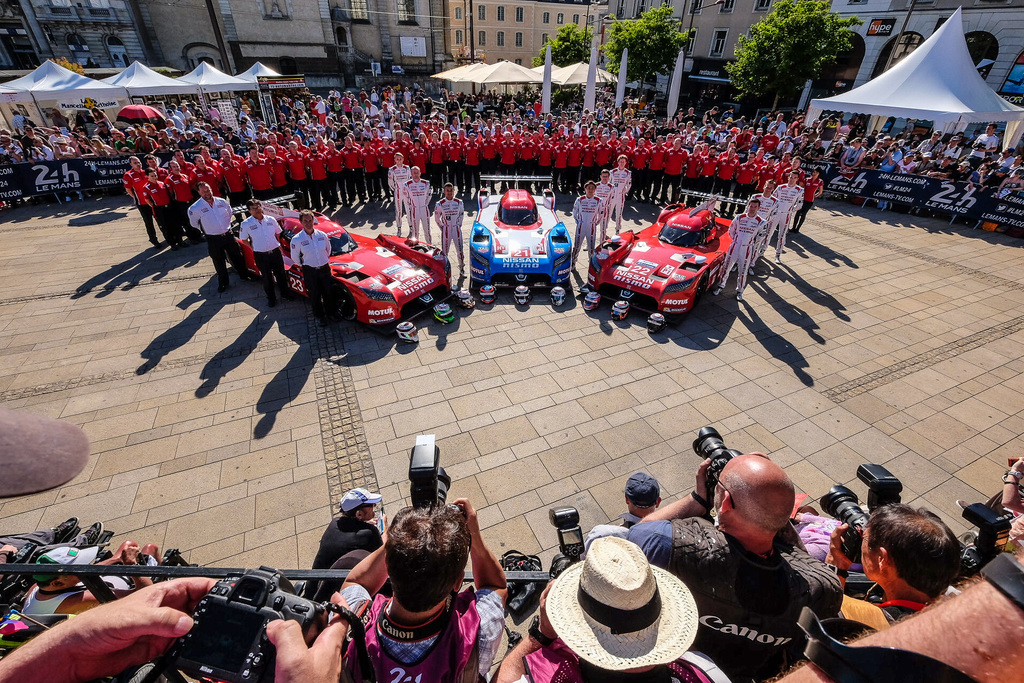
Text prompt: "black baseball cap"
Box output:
[[624, 472, 660, 508]]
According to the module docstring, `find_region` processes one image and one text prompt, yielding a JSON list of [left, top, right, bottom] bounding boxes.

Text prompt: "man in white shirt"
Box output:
[[388, 152, 413, 234], [289, 209, 335, 326], [714, 198, 764, 302], [239, 199, 295, 307], [188, 182, 253, 293], [572, 181, 603, 264], [593, 170, 615, 243], [769, 172, 804, 264]]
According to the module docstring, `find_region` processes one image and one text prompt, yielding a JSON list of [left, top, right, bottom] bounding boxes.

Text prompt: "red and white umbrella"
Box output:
[[116, 104, 167, 129]]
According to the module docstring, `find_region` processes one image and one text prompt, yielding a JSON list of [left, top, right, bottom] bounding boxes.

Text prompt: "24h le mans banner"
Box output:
[[0, 153, 176, 201]]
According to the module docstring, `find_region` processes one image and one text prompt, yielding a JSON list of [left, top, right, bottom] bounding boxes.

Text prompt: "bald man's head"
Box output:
[[719, 454, 795, 535]]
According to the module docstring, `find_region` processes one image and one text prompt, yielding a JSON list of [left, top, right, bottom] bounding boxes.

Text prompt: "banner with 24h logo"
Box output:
[[0, 153, 176, 201], [814, 163, 1024, 229]]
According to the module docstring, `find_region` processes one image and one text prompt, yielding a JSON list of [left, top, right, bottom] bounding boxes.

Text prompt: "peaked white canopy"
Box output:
[[235, 62, 283, 83], [807, 8, 1024, 143], [551, 62, 616, 86], [449, 61, 541, 85], [177, 62, 252, 93], [1, 60, 128, 100], [101, 61, 200, 96]]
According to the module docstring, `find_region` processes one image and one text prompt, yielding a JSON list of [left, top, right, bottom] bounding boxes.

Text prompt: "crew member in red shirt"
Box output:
[[792, 168, 823, 234], [580, 138, 597, 186], [284, 141, 311, 208], [362, 142, 382, 201], [698, 148, 718, 195], [243, 147, 274, 200], [661, 139, 687, 204], [265, 145, 289, 199], [342, 137, 366, 205], [481, 130, 498, 177], [498, 132, 518, 179], [566, 136, 584, 194], [219, 149, 249, 207], [307, 145, 329, 210], [123, 156, 160, 247], [647, 138, 667, 204], [734, 156, 761, 200], [192, 156, 223, 198], [630, 140, 651, 201], [537, 137, 554, 186], [553, 137, 570, 195], [684, 144, 702, 198], [166, 160, 204, 243], [464, 133, 481, 191], [715, 149, 739, 199], [325, 140, 345, 206], [143, 169, 184, 250]]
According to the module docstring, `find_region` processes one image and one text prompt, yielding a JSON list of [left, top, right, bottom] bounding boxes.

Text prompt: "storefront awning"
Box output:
[[689, 75, 731, 84]]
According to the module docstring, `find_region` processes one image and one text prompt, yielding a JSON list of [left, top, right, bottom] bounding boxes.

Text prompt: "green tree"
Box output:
[[602, 6, 690, 92], [532, 24, 593, 67], [727, 0, 862, 108]]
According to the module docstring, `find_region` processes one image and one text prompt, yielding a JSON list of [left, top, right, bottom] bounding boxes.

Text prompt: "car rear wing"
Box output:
[[230, 193, 299, 219], [479, 174, 553, 191]]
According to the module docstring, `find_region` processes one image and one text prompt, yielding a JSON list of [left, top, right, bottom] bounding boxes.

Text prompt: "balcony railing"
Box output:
[[38, 5, 129, 23]]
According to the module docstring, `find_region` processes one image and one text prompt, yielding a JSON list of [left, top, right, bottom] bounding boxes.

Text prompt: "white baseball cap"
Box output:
[[340, 487, 382, 512]]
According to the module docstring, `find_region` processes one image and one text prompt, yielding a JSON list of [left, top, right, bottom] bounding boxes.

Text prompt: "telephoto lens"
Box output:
[[819, 485, 870, 563], [692, 426, 737, 491]]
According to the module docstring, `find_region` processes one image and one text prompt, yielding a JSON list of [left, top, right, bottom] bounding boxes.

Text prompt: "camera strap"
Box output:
[[376, 595, 454, 643], [798, 607, 978, 683], [329, 602, 377, 683]]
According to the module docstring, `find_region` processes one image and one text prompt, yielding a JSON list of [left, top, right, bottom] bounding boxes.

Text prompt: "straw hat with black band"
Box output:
[[545, 536, 700, 671]]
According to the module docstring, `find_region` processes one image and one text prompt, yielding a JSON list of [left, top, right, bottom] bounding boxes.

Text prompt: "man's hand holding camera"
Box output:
[[0, 577, 216, 683], [266, 592, 352, 683], [825, 523, 854, 578]]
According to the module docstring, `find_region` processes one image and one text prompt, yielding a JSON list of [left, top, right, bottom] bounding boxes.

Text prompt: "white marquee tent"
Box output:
[[1, 60, 128, 104], [101, 61, 200, 97], [177, 62, 252, 93], [235, 62, 282, 84], [806, 8, 1024, 146]]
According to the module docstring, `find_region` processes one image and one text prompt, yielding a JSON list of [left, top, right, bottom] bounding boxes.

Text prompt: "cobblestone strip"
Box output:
[[813, 217, 1024, 292], [306, 313, 378, 502], [0, 337, 296, 402], [0, 272, 215, 307], [823, 313, 1024, 403]]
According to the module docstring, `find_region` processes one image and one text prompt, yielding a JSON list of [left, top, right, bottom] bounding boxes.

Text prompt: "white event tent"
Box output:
[[101, 61, 200, 97], [806, 8, 1024, 146], [235, 62, 282, 84], [177, 62, 252, 93], [0, 60, 129, 129]]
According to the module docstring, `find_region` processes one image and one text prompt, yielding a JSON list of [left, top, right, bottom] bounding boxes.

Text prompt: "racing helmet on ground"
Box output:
[[433, 303, 455, 324], [514, 285, 532, 305], [456, 289, 476, 309], [396, 321, 419, 343], [582, 291, 601, 311], [647, 313, 667, 334], [611, 300, 630, 321], [550, 286, 566, 307], [479, 284, 496, 304]]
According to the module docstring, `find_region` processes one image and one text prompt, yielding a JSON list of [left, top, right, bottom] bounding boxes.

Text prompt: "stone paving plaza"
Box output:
[[2, 194, 1023, 575]]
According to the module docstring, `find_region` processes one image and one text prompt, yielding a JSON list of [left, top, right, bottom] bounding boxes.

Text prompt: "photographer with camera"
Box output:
[[584, 473, 662, 555], [627, 430, 842, 682], [825, 504, 961, 623], [339, 497, 508, 683], [304, 487, 385, 600]]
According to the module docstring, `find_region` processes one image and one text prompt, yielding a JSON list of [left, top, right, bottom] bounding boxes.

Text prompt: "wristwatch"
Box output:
[[528, 616, 555, 647], [825, 563, 849, 579], [1002, 470, 1023, 484]]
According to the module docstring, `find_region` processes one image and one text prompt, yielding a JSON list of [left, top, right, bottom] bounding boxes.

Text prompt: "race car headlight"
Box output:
[[664, 276, 697, 293], [360, 286, 397, 302]]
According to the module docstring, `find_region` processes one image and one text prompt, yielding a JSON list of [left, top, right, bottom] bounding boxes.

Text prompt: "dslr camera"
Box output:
[[959, 503, 1012, 576], [168, 567, 327, 683], [692, 426, 743, 492], [548, 506, 585, 579], [820, 464, 903, 563], [409, 434, 451, 509]]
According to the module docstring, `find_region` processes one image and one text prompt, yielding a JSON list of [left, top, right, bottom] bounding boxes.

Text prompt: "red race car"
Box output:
[[236, 206, 452, 326], [586, 200, 732, 319]]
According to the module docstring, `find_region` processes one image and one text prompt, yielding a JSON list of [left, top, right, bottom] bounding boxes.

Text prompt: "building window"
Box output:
[[754, 0, 771, 10], [455, 29, 463, 44], [515, 31, 523, 46], [478, 4, 485, 20], [616, 0, 625, 18], [336, 26, 349, 45], [542, 11, 549, 23], [350, 0, 369, 21], [588, 14, 594, 24], [573, 13, 579, 23], [515, 7, 524, 21], [686, 28, 697, 54], [541, 33, 549, 44], [454, 6, 461, 20], [263, 0, 288, 19], [635, 0, 647, 16], [497, 30, 505, 46], [720, 0, 735, 12], [397, 0, 416, 24], [478, 30, 486, 45], [66, 32, 88, 54], [280, 56, 298, 74], [497, 6, 504, 20], [515, 58, 522, 64], [106, 35, 127, 67], [556, 12, 564, 24], [710, 28, 727, 57]]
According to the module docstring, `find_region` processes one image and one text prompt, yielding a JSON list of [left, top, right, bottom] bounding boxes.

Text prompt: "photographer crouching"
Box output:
[[826, 504, 961, 623], [626, 428, 843, 683]]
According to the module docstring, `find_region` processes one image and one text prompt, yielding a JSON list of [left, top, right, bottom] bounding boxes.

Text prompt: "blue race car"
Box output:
[[469, 187, 573, 288]]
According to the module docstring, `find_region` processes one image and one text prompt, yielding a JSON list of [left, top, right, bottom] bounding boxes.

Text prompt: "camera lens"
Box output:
[[436, 466, 451, 506], [693, 426, 727, 460], [820, 485, 870, 562]]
